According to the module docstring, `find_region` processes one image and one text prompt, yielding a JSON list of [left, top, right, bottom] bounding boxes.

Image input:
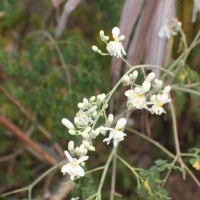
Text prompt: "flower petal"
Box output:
[[116, 118, 127, 129], [64, 150, 73, 162], [112, 27, 120, 37], [77, 155, 89, 164], [76, 165, 85, 177], [61, 163, 71, 175], [125, 90, 134, 97]]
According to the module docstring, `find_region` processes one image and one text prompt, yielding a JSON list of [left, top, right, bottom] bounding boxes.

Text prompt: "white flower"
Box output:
[[106, 27, 126, 58], [125, 81, 151, 110], [158, 18, 182, 39], [61, 150, 88, 180], [148, 86, 171, 115], [99, 118, 127, 146]]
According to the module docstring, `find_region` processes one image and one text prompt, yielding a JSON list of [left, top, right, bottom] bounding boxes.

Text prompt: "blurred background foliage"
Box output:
[[0, 0, 200, 199]]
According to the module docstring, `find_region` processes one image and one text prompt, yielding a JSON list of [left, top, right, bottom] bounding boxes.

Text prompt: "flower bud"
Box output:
[[75, 147, 80, 155], [130, 70, 138, 81], [74, 117, 79, 124], [69, 130, 76, 135], [92, 111, 97, 117], [100, 30, 105, 38], [92, 45, 98, 52], [82, 131, 90, 139], [119, 35, 125, 41], [89, 96, 96, 102], [105, 36, 109, 41], [163, 86, 171, 94], [78, 102, 84, 109], [122, 75, 130, 86], [68, 141, 74, 152], [83, 98, 89, 106], [146, 72, 155, 82], [89, 146, 95, 151], [85, 127, 91, 132], [141, 81, 151, 93], [61, 118, 75, 130], [90, 129, 100, 138], [82, 140, 90, 148], [97, 49, 102, 54], [154, 79, 163, 88], [97, 93, 106, 102]]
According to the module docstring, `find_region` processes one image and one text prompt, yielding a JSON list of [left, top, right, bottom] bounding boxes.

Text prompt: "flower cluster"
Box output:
[[61, 93, 127, 179], [92, 27, 126, 58], [158, 18, 182, 39], [123, 71, 171, 115], [61, 27, 172, 181]]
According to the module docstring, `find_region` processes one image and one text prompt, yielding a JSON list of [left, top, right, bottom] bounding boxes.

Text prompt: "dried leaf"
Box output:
[[110, 0, 144, 87], [144, 0, 176, 76], [51, 0, 63, 8], [127, 0, 159, 66], [55, 0, 82, 38]]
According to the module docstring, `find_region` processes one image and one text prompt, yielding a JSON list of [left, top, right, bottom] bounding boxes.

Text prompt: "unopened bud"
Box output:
[[97, 93, 106, 102], [163, 86, 171, 94], [89, 146, 95, 151], [61, 118, 75, 130], [83, 98, 89, 106], [78, 103, 84, 109], [82, 131, 90, 139], [146, 72, 155, 82], [89, 96, 96, 102], [68, 141, 74, 152], [122, 75, 130, 86], [85, 127, 91, 132], [105, 36, 109, 41], [90, 129, 100, 138], [92, 45, 98, 52], [130, 70, 138, 81], [69, 130, 76, 135], [82, 140, 90, 148], [119, 35, 125, 41], [100, 30, 105, 38], [108, 114, 113, 125], [154, 79, 163, 88]]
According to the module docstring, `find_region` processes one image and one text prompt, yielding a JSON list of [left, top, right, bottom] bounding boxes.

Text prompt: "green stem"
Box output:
[[116, 154, 141, 188], [110, 147, 117, 200], [172, 86, 200, 96], [161, 155, 179, 187], [96, 147, 117, 200], [169, 98, 185, 178], [126, 127, 200, 188], [163, 37, 174, 67]]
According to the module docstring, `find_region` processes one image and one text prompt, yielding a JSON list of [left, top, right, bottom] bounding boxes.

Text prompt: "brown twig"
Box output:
[[0, 84, 63, 157], [0, 115, 58, 165]]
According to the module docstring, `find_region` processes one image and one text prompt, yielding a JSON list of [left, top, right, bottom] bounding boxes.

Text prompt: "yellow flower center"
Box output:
[[156, 102, 163, 107], [113, 37, 119, 42], [71, 160, 78, 167], [114, 127, 120, 131], [137, 93, 144, 97]]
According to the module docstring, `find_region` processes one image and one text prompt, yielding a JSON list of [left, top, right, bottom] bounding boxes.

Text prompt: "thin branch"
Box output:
[[0, 84, 63, 157], [0, 115, 58, 165], [126, 127, 200, 188]]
